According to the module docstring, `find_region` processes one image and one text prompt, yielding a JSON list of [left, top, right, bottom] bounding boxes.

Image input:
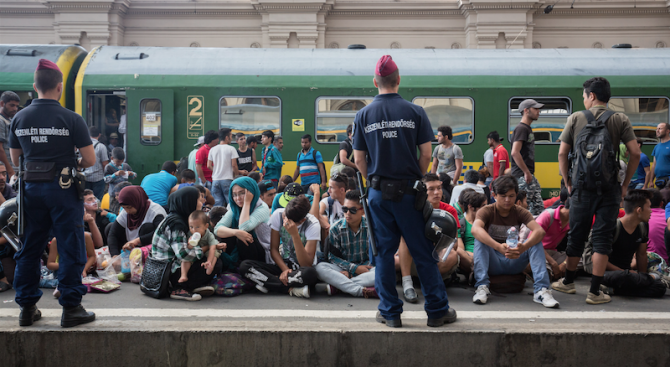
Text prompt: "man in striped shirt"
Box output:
[[315, 189, 378, 298], [293, 134, 327, 194]]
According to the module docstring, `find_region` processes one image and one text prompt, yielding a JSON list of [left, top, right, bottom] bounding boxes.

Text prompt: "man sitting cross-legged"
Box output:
[[315, 189, 378, 298], [239, 195, 319, 298], [556, 189, 666, 298], [471, 175, 559, 308]]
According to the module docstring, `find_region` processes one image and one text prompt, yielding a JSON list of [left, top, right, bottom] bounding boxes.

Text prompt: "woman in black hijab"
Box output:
[[150, 187, 222, 301]]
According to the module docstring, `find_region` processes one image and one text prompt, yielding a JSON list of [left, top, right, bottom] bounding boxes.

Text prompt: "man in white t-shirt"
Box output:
[[207, 128, 239, 207], [239, 195, 319, 298], [431, 125, 464, 186], [318, 173, 348, 229]]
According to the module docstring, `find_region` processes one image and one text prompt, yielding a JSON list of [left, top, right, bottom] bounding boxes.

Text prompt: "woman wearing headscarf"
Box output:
[[151, 186, 222, 301], [107, 186, 166, 256], [215, 177, 272, 265]]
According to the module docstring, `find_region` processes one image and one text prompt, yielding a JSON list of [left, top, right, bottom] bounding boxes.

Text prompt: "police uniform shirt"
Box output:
[[8, 99, 92, 167], [352, 93, 434, 180]]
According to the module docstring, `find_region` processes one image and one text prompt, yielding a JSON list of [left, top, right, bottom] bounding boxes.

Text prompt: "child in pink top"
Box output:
[[535, 203, 570, 280], [647, 190, 668, 262]]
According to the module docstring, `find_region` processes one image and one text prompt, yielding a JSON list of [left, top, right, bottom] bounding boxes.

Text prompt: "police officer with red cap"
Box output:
[[353, 55, 457, 327], [9, 59, 97, 327]]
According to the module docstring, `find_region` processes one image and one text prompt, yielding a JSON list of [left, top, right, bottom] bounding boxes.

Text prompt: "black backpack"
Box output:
[[569, 110, 618, 196]]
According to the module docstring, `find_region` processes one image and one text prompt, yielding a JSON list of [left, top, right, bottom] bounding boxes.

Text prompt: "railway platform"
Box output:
[[1, 278, 669, 366]]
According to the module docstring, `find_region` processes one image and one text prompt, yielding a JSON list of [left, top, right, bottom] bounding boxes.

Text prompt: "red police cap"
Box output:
[[375, 55, 398, 77], [36, 59, 62, 74]]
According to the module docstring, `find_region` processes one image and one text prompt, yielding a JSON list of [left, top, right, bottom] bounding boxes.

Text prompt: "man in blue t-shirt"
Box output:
[[352, 55, 455, 328], [651, 123, 670, 188], [628, 138, 650, 189], [293, 134, 326, 195], [141, 161, 178, 208]]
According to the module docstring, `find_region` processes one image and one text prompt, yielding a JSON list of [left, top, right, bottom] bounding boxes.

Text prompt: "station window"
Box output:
[[315, 97, 373, 143], [412, 97, 474, 144], [609, 97, 669, 143], [140, 99, 162, 145], [508, 97, 572, 144], [219, 97, 281, 136]]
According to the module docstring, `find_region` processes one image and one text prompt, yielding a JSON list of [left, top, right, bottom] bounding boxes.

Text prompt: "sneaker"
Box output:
[[551, 278, 576, 294], [0, 281, 11, 292], [327, 285, 340, 296], [661, 279, 670, 289], [533, 288, 560, 308], [170, 289, 202, 301], [289, 285, 310, 298], [586, 291, 611, 305], [362, 287, 379, 299], [403, 287, 418, 303], [255, 284, 269, 293], [193, 286, 215, 297], [472, 285, 490, 305]]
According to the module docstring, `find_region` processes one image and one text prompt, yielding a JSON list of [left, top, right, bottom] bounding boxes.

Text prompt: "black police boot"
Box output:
[[376, 311, 402, 328], [427, 308, 457, 327], [61, 304, 95, 328], [19, 304, 41, 327]]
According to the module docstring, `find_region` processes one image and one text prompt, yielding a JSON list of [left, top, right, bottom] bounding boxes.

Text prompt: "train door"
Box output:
[[125, 89, 174, 179]]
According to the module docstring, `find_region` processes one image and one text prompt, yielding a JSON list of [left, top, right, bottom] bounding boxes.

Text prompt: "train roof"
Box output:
[[84, 46, 670, 77], [0, 44, 87, 74]]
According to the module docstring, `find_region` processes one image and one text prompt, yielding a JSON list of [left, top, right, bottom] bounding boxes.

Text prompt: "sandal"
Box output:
[[0, 281, 11, 292]]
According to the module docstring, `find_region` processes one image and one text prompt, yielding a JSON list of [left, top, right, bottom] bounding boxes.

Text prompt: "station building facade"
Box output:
[[0, 0, 669, 50]]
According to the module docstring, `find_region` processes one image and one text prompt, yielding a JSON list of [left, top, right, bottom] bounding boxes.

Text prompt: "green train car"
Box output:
[[4, 45, 668, 198], [0, 44, 88, 109]]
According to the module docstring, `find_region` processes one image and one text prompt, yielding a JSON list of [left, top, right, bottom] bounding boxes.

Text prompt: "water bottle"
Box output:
[[506, 227, 519, 249], [120, 250, 131, 274]]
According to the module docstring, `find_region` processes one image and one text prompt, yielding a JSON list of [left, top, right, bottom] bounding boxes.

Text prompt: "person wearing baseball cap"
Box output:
[[510, 99, 545, 216], [10, 59, 97, 327], [352, 55, 456, 328]]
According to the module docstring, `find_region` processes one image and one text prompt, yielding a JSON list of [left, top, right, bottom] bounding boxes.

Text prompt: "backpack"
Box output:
[[569, 110, 618, 196], [176, 156, 189, 179], [297, 150, 325, 181], [582, 219, 648, 274], [330, 140, 354, 176]]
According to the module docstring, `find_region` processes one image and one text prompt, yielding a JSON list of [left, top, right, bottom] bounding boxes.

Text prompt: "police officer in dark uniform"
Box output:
[[353, 55, 456, 327], [10, 59, 97, 327]]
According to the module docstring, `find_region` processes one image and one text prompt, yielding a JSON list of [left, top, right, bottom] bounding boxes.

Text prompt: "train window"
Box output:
[[315, 97, 373, 143], [219, 96, 281, 136], [412, 97, 474, 144], [509, 97, 572, 144], [0, 91, 36, 108], [140, 99, 161, 145], [609, 97, 669, 143]]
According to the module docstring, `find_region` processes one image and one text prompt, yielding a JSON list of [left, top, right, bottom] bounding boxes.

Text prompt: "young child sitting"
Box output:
[[179, 210, 225, 283], [104, 147, 136, 198]]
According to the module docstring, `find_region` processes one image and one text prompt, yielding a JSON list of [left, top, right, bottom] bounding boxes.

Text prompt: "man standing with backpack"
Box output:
[[331, 124, 357, 176], [293, 134, 327, 194], [554, 77, 640, 305]]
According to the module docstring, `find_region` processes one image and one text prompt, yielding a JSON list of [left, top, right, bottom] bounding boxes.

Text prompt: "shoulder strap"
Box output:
[[546, 209, 555, 228], [582, 110, 596, 124], [327, 197, 334, 219], [459, 217, 467, 239], [638, 221, 648, 240], [596, 110, 615, 124]]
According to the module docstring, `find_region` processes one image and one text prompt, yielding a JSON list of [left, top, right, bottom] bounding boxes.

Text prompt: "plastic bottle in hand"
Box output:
[[506, 227, 519, 249], [120, 250, 131, 273], [189, 232, 201, 247]]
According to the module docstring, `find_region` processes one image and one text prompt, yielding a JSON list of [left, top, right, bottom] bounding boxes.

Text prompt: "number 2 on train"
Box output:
[[187, 95, 204, 139]]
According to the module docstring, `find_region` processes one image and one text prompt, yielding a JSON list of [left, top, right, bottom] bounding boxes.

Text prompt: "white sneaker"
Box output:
[[534, 287, 560, 308], [289, 285, 310, 298], [255, 284, 269, 293], [472, 285, 490, 305]]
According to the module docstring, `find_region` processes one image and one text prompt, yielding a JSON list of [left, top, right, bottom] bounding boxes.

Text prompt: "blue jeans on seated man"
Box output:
[[473, 238, 550, 293], [212, 179, 232, 207]]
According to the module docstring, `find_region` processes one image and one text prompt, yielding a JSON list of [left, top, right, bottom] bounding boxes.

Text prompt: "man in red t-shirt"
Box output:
[[488, 131, 509, 180], [396, 173, 461, 303], [195, 130, 219, 188]]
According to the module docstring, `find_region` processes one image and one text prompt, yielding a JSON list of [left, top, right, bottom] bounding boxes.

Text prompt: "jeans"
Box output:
[[566, 186, 621, 257], [603, 270, 666, 298], [368, 187, 449, 320], [14, 178, 87, 308], [315, 262, 375, 297], [85, 179, 106, 201], [473, 239, 551, 293], [212, 179, 233, 207]]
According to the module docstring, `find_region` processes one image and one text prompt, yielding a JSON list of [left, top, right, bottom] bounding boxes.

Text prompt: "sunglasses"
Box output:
[[342, 206, 362, 214]]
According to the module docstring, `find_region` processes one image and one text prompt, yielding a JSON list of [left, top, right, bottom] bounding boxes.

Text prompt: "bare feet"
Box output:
[[178, 276, 188, 283]]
